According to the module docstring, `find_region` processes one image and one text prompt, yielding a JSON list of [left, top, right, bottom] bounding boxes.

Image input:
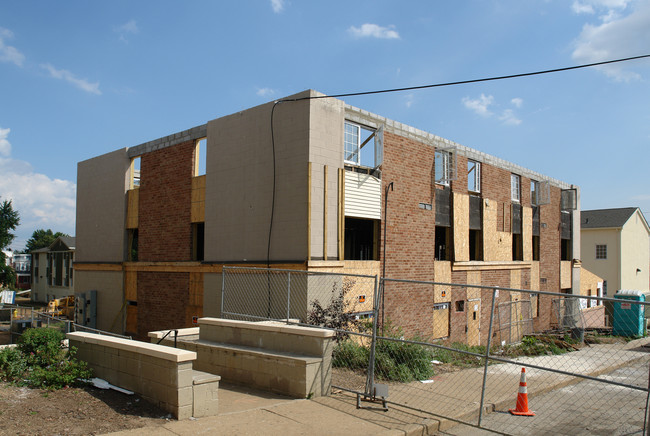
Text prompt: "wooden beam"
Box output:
[[307, 162, 312, 261], [324, 165, 328, 261]]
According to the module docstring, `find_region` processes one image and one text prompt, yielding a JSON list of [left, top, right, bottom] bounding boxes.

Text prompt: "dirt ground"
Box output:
[[0, 382, 169, 436]]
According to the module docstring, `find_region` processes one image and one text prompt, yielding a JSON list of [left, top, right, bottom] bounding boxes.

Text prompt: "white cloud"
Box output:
[[41, 63, 102, 95], [271, 0, 285, 13], [499, 109, 522, 126], [462, 94, 494, 117], [0, 26, 25, 67], [404, 93, 414, 108], [115, 19, 139, 43], [573, 2, 595, 14], [0, 127, 11, 156], [348, 24, 400, 40], [463, 94, 523, 125], [256, 87, 276, 97], [0, 129, 76, 250], [572, 1, 650, 81]]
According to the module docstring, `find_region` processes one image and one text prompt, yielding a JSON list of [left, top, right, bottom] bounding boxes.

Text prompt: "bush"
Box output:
[[375, 337, 435, 382], [333, 339, 368, 369], [332, 323, 436, 383], [308, 279, 360, 342], [0, 346, 27, 381], [0, 328, 91, 389]]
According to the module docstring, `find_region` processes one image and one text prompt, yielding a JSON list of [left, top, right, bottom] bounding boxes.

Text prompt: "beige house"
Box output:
[[31, 236, 75, 303], [581, 208, 649, 297]]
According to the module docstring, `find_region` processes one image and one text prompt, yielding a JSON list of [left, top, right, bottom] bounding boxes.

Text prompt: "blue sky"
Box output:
[[1, 0, 649, 250]]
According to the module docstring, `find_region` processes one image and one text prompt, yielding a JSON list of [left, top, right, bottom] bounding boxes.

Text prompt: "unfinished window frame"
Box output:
[[344, 121, 383, 169], [467, 160, 481, 193], [194, 137, 207, 177], [129, 156, 141, 189], [344, 122, 361, 165], [511, 174, 521, 203], [434, 149, 456, 186]]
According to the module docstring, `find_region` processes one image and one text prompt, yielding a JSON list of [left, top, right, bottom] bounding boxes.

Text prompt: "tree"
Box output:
[[25, 229, 69, 252], [0, 198, 20, 288]]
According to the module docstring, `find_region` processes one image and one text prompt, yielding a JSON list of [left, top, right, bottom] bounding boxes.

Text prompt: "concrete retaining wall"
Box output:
[[67, 331, 219, 420]]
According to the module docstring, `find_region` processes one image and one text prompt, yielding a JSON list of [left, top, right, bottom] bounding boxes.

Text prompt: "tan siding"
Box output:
[[344, 171, 381, 219]]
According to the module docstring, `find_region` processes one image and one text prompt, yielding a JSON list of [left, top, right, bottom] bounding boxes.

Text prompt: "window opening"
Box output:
[[192, 223, 205, 261], [561, 189, 577, 211], [561, 239, 572, 261], [435, 149, 456, 185], [512, 234, 523, 261], [455, 300, 465, 312], [435, 226, 452, 260], [130, 157, 141, 189], [344, 121, 382, 168], [127, 229, 138, 261], [511, 174, 520, 202], [560, 210, 572, 260], [469, 229, 483, 261], [194, 138, 207, 176], [596, 244, 607, 259], [54, 252, 63, 287], [468, 160, 481, 192], [344, 218, 379, 260], [532, 235, 540, 261], [46, 254, 52, 286]]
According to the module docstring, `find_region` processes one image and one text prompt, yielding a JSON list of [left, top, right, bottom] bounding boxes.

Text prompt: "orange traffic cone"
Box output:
[[509, 367, 535, 416]]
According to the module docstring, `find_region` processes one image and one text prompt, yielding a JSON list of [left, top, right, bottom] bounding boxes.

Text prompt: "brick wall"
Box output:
[[137, 272, 191, 340], [535, 185, 562, 331], [138, 140, 194, 261], [379, 132, 436, 335]]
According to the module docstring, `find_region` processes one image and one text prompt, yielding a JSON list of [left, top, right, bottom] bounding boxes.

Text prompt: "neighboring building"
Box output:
[[75, 90, 581, 341], [31, 236, 75, 303], [581, 207, 650, 297], [11, 253, 31, 291]]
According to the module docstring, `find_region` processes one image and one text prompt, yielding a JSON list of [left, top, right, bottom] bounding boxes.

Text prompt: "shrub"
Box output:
[[333, 339, 368, 369], [308, 279, 360, 342], [333, 323, 436, 383], [0, 346, 27, 381], [0, 328, 91, 389], [375, 337, 435, 382]]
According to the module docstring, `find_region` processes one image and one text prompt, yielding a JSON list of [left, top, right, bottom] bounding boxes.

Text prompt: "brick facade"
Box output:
[[377, 128, 570, 341], [138, 140, 194, 262], [137, 272, 190, 340]]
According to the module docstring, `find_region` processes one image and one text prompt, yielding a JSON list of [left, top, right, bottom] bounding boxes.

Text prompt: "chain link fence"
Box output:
[[221, 268, 650, 435], [0, 307, 130, 345]]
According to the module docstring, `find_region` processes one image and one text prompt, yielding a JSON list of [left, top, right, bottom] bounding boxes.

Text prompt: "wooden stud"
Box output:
[[307, 162, 312, 261], [324, 165, 328, 261], [338, 168, 343, 260]]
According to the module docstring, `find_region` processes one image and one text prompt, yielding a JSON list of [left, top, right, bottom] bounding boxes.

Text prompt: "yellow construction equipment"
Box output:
[[46, 296, 75, 319]]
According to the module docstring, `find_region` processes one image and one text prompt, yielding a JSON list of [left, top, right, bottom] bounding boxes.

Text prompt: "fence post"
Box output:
[[478, 286, 498, 427], [286, 272, 291, 323], [221, 267, 226, 318], [365, 275, 380, 398]]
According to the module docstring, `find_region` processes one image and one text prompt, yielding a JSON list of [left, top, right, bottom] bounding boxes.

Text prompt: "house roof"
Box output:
[[58, 236, 76, 249], [581, 207, 640, 229], [29, 236, 76, 254]]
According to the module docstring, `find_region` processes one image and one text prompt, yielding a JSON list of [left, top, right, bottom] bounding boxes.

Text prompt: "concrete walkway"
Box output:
[[105, 337, 650, 436]]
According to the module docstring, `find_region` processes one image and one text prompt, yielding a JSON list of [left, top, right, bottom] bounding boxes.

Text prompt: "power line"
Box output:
[[277, 54, 650, 102]]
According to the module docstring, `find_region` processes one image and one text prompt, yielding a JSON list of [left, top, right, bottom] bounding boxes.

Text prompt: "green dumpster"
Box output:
[[613, 290, 646, 336]]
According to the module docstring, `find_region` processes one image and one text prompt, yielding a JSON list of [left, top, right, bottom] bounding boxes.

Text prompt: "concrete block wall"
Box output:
[[168, 318, 335, 398], [67, 331, 219, 420]]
